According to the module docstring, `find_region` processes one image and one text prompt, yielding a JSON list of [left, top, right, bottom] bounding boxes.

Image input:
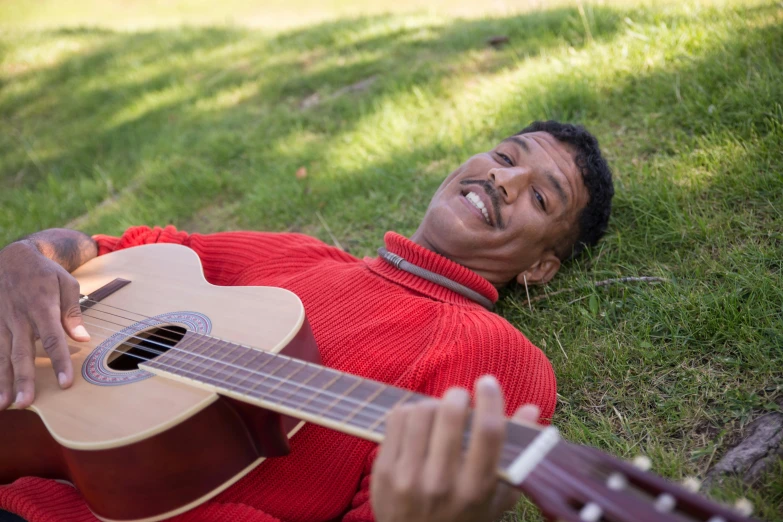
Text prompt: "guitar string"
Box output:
[[84, 327, 642, 522], [82, 322, 387, 426], [78, 299, 544, 459], [78, 318, 534, 462], [77, 315, 539, 461], [79, 306, 711, 521], [80, 298, 509, 424], [79, 309, 404, 420], [81, 293, 543, 452], [74, 313, 671, 514], [80, 296, 263, 349]]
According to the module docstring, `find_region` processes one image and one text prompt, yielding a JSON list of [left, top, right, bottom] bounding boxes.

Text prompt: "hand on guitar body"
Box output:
[[371, 375, 540, 522], [0, 229, 97, 410]]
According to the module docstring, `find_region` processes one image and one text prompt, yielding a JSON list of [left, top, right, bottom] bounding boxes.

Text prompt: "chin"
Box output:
[[422, 208, 479, 259]]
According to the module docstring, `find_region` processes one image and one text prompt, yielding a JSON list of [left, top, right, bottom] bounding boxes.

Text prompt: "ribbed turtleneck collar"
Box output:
[[364, 232, 499, 308]]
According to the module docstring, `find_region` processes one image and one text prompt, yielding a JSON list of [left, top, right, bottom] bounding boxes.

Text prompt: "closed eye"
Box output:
[[497, 152, 513, 166]]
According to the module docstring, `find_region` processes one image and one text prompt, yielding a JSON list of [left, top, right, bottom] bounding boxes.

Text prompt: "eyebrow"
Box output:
[[503, 136, 529, 152]]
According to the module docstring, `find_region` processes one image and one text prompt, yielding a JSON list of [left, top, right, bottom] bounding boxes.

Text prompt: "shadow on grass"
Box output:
[[1, 6, 627, 193], [0, 3, 780, 251], [2, 3, 779, 243], [264, 13, 783, 252]]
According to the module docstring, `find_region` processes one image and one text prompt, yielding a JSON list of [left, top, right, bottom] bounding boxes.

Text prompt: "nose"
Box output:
[[489, 166, 530, 203]]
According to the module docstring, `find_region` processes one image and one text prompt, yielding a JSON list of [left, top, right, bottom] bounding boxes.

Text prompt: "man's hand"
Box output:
[[0, 240, 90, 410], [371, 375, 541, 522]]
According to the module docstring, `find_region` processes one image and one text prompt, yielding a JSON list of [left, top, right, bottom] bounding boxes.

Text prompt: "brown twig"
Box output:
[[523, 276, 670, 306]]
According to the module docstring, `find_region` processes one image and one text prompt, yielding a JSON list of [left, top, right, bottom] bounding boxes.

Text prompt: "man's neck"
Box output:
[[406, 229, 505, 289], [408, 229, 439, 255]]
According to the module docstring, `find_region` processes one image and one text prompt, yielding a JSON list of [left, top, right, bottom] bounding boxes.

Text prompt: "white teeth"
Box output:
[[465, 191, 491, 224]]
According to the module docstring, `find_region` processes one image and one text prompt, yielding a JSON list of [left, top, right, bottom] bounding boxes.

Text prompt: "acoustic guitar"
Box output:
[[0, 244, 758, 522]]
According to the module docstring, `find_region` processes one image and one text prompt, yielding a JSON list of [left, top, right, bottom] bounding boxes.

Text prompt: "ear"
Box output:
[[516, 252, 561, 286]]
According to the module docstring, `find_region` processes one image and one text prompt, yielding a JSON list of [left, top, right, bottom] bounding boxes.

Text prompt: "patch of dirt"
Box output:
[[702, 405, 783, 489]]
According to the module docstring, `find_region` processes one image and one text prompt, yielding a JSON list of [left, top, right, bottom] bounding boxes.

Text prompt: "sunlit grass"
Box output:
[[1, 0, 771, 30], [1, 0, 782, 520]]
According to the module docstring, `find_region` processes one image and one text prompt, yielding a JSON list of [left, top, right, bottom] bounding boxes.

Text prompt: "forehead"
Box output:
[[500, 131, 574, 169]]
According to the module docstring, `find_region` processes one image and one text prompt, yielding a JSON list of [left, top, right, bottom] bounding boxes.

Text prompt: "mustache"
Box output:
[[460, 179, 504, 229]]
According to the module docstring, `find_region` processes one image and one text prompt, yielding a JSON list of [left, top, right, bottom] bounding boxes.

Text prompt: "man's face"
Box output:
[[411, 131, 589, 286]]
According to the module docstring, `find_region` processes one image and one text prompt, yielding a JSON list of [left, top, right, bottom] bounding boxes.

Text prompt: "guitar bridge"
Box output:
[[79, 278, 131, 312]]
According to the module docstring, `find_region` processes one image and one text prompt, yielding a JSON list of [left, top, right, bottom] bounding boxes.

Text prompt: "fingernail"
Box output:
[[58, 372, 68, 387], [73, 325, 89, 339], [15, 392, 24, 406], [478, 374, 500, 391], [444, 387, 470, 406]]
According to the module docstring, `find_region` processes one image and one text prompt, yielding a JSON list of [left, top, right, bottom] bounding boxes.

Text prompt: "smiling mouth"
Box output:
[[460, 180, 503, 228], [463, 190, 492, 226]]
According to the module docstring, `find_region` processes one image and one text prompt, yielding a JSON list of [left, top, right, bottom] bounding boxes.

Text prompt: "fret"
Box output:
[[226, 349, 276, 392], [228, 345, 268, 370], [246, 357, 308, 399], [198, 339, 240, 380], [219, 345, 272, 387], [198, 341, 249, 381], [166, 335, 222, 376], [286, 365, 327, 411], [157, 332, 212, 376], [177, 337, 228, 372], [321, 377, 364, 421], [219, 347, 272, 392], [366, 388, 416, 433], [277, 362, 322, 402], [294, 369, 344, 419], [169, 333, 222, 375], [156, 335, 248, 388], [224, 343, 254, 365], [214, 340, 245, 363], [146, 336, 438, 444], [243, 356, 293, 397], [341, 381, 385, 427], [315, 374, 345, 420], [263, 359, 308, 396]]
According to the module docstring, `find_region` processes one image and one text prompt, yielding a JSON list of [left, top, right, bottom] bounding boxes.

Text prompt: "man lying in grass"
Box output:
[[0, 120, 612, 522]]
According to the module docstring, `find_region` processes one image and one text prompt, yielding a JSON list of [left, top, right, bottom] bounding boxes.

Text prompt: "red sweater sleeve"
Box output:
[[341, 311, 557, 521], [93, 225, 326, 286], [0, 477, 283, 522], [340, 447, 378, 522], [411, 311, 557, 422]]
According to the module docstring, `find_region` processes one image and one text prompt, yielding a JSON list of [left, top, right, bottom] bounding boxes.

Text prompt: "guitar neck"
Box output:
[[139, 331, 542, 471], [141, 332, 414, 442], [139, 335, 755, 522]]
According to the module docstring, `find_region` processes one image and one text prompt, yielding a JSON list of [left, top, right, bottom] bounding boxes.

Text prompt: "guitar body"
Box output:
[[0, 244, 321, 522]]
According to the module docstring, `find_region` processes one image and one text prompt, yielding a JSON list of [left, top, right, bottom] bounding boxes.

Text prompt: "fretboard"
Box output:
[[140, 331, 543, 473]]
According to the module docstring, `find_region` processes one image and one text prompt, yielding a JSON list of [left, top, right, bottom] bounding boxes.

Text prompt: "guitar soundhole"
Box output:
[[107, 325, 187, 371]]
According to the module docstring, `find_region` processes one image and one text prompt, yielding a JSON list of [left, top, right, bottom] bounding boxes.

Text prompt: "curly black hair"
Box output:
[[517, 120, 614, 260]]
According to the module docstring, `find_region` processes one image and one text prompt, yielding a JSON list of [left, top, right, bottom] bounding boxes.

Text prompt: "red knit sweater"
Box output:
[[0, 227, 557, 522]]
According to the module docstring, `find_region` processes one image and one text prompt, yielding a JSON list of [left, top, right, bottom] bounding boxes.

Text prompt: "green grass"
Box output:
[[2, 0, 782, 520]]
